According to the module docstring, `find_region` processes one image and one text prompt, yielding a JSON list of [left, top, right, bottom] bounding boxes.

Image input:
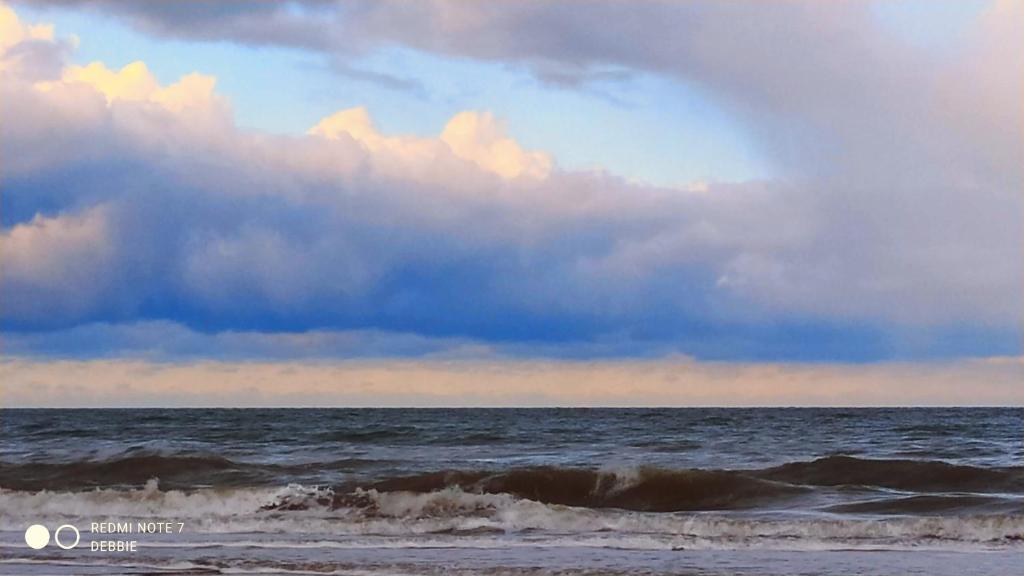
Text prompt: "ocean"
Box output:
[[1, 408, 1021, 575]]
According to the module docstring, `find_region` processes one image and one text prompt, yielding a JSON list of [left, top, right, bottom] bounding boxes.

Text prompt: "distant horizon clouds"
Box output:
[[1, 1, 1021, 381], [4, 356, 1023, 408]]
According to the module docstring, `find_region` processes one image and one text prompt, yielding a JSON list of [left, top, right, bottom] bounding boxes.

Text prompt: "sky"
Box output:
[[1, 1, 1021, 406]]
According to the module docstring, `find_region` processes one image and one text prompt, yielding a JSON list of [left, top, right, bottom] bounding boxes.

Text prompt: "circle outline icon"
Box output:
[[24, 524, 50, 549], [54, 524, 80, 550]]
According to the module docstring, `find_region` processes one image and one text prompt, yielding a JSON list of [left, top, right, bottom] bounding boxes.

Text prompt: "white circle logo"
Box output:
[[54, 524, 80, 550], [24, 524, 50, 549]]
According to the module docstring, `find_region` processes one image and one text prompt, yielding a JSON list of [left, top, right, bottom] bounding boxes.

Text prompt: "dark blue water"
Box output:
[[4, 408, 1021, 482], [1, 408, 1022, 575]]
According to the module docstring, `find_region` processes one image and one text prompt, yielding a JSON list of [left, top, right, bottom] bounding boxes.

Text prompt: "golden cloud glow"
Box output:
[[310, 107, 551, 180], [308, 106, 384, 144], [53, 61, 220, 113], [440, 111, 552, 179], [0, 3, 52, 51]]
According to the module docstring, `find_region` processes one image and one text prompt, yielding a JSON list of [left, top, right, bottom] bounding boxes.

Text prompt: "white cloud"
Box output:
[[0, 3, 1019, 358]]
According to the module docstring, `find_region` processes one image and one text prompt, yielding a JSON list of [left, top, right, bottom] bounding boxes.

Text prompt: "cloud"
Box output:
[[0, 4, 1020, 362], [3, 355, 1022, 407], [1, 206, 117, 324], [0, 3, 52, 50], [56, 60, 221, 114], [329, 61, 426, 95], [439, 111, 552, 179], [13, 0, 336, 50], [0, 321, 496, 361], [308, 107, 551, 180]]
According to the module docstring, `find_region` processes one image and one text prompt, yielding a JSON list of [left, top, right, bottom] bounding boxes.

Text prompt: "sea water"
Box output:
[[1, 408, 1021, 574]]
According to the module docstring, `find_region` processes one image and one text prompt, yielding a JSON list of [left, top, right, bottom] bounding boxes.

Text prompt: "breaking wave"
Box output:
[[332, 466, 806, 512], [4, 454, 1024, 550], [1, 481, 1022, 550]]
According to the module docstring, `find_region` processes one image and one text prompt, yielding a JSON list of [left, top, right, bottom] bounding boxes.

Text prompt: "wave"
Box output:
[[2, 482, 1022, 549], [317, 456, 1024, 514], [0, 453, 377, 491], [754, 455, 1024, 493], [330, 467, 805, 512], [825, 494, 1024, 515], [313, 428, 419, 442], [3, 454, 1022, 507], [0, 453, 307, 491], [0, 454, 258, 491]]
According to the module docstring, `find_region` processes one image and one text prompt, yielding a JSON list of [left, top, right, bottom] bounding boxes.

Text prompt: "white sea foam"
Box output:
[[1, 483, 1022, 551]]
